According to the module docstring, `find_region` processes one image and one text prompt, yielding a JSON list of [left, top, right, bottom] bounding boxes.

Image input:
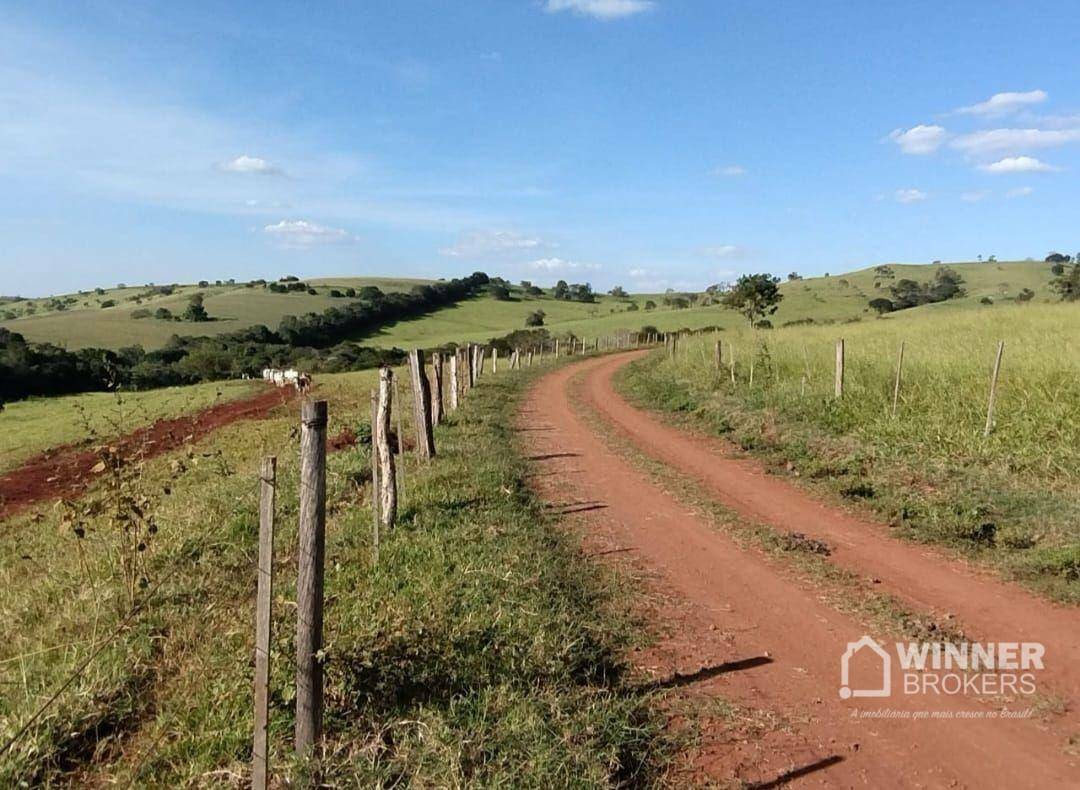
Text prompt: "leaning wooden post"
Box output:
[[252, 456, 276, 790], [449, 352, 460, 410], [376, 368, 397, 529], [983, 341, 1005, 437], [891, 341, 905, 418], [369, 391, 380, 564], [295, 400, 327, 759], [408, 349, 436, 458], [431, 352, 444, 426], [834, 338, 845, 399]]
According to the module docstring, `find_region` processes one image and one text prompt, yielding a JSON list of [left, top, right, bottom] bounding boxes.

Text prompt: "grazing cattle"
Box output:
[[261, 367, 311, 391]]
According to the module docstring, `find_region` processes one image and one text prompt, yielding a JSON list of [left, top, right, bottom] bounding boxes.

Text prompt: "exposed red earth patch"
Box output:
[[519, 352, 1079, 787], [0, 386, 296, 522]]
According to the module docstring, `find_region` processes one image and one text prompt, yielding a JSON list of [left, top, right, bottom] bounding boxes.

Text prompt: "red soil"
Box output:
[[520, 352, 1079, 786], [0, 386, 295, 521]]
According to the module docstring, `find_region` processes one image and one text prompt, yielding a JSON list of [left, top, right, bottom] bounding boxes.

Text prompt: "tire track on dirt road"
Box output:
[[519, 352, 1078, 787]]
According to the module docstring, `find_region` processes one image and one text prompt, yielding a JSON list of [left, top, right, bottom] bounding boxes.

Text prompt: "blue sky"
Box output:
[[3, 1, 1079, 296]]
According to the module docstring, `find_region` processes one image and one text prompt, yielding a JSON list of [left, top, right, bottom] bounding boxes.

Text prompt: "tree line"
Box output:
[[1, 273, 490, 403]]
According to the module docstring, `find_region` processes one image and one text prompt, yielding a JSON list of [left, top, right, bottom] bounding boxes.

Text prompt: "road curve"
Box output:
[[519, 351, 1079, 787]]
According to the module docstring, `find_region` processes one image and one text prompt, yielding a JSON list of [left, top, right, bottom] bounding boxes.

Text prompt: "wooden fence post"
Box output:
[[555, 338, 560, 358], [252, 456, 276, 790], [408, 349, 436, 458], [714, 340, 722, 371], [295, 400, 327, 758], [449, 353, 459, 410], [984, 341, 1005, 437], [891, 341, 905, 418], [377, 368, 397, 529], [492, 347, 498, 374], [467, 344, 476, 388], [834, 339, 845, 399], [431, 352, 444, 426], [729, 342, 736, 384], [394, 374, 405, 507], [370, 392, 380, 564]]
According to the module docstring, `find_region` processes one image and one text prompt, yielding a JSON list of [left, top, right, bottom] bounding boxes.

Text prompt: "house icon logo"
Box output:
[[839, 635, 891, 699]]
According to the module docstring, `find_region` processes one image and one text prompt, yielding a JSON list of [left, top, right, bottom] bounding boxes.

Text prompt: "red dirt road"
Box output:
[[0, 386, 294, 522], [520, 352, 1079, 787]]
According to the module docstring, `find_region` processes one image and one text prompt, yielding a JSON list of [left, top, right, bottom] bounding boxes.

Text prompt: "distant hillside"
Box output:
[[0, 277, 434, 350], [364, 260, 1064, 349], [0, 261, 1065, 352]]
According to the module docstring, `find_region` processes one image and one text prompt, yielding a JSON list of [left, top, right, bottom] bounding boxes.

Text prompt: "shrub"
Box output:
[[868, 298, 894, 315], [1051, 264, 1080, 302], [525, 310, 545, 327], [130, 308, 152, 319]]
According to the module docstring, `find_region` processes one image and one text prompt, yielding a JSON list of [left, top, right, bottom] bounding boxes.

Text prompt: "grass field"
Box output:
[[3, 261, 1063, 353], [0, 277, 433, 350], [0, 379, 261, 473], [617, 301, 1080, 602], [0, 360, 663, 785]]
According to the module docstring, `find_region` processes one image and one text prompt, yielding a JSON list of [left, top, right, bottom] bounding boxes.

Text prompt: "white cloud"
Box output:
[[704, 244, 745, 258], [544, 0, 655, 20], [528, 257, 600, 272], [978, 156, 1058, 174], [961, 190, 990, 202], [715, 165, 746, 176], [220, 155, 283, 175], [440, 229, 549, 258], [263, 219, 353, 247], [888, 125, 947, 155], [628, 267, 648, 278], [956, 90, 1048, 116], [1006, 186, 1034, 198], [895, 188, 928, 204], [950, 128, 1080, 156]]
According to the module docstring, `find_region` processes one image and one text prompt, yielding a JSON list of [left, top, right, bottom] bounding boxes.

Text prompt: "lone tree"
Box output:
[[609, 285, 628, 298], [720, 273, 783, 326], [525, 309, 546, 327], [183, 292, 210, 322]]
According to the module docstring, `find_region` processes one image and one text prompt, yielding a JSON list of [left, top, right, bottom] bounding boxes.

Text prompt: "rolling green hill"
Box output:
[[0, 277, 433, 350], [0, 261, 1064, 352], [365, 260, 1063, 348]]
